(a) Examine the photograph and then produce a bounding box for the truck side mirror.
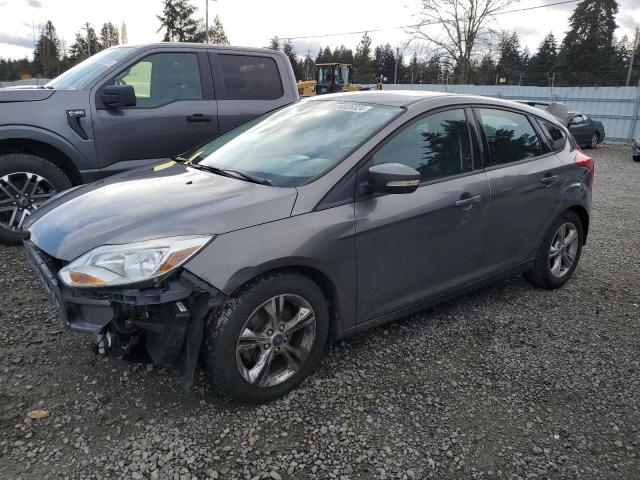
[101,85,136,108]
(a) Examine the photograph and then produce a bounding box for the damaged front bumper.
[24,240,226,389]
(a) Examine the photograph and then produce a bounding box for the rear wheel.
[0,153,72,245]
[202,272,329,403]
[524,210,584,289]
[589,132,599,149]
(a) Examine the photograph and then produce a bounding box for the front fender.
[0,125,90,168]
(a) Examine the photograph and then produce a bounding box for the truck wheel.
[0,153,72,245]
[202,272,329,403]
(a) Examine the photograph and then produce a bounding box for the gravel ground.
[1,144,639,480]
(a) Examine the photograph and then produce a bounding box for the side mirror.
[100,85,136,108]
[368,163,420,194]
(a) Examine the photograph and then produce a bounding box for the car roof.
[307,90,564,123]
[305,90,452,107]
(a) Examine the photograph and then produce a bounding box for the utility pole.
[82,22,91,57]
[394,47,400,84]
[205,0,209,44]
[626,26,639,87]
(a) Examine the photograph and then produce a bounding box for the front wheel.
[589,133,599,149]
[0,153,72,245]
[202,272,329,403]
[524,211,584,289]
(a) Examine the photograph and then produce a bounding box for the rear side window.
[540,120,566,152]
[114,53,202,108]
[218,54,283,100]
[478,109,542,166]
[372,109,473,183]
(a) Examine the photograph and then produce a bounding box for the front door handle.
[187,114,212,123]
[541,174,559,186]
[455,193,482,208]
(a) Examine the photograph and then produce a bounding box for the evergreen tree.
[86,25,102,55]
[424,53,443,83]
[194,15,229,44]
[496,31,525,84]
[268,36,281,50]
[100,22,120,48]
[282,41,303,80]
[302,53,314,80]
[120,22,128,44]
[157,0,199,42]
[557,0,620,83]
[33,21,61,78]
[209,15,229,44]
[69,32,89,63]
[353,32,373,83]
[473,54,496,84]
[528,33,559,74]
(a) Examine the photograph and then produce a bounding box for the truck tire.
[0,153,72,245]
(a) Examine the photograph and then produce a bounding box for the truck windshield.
[46,47,134,90]
[193,100,402,187]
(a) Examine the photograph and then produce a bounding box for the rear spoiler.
[516,100,568,126]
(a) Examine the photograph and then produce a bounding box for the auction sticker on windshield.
[332,103,373,113]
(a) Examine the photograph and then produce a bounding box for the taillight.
[575,150,594,179]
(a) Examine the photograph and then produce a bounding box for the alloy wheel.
[0,172,57,232]
[549,222,579,278]
[236,294,316,388]
[591,134,598,148]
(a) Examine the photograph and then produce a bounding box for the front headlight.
[59,235,212,288]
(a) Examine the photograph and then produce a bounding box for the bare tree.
[410,0,517,84]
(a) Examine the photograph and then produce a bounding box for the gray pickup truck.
[0,43,298,243]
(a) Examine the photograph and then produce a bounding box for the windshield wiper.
[184,162,271,186]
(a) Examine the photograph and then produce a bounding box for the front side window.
[114,53,202,108]
[478,109,542,166]
[219,54,283,100]
[372,109,473,182]
[195,101,401,187]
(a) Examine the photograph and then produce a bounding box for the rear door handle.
[455,194,482,208]
[187,114,212,123]
[541,174,559,186]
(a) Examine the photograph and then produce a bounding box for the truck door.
[92,49,218,175]
[209,52,292,134]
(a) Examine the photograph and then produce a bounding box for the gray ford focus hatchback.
[24,91,593,403]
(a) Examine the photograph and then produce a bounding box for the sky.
[0,0,639,61]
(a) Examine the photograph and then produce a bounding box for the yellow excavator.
[298,63,382,97]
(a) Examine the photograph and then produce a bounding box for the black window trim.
[471,105,555,171]
[535,117,567,153]
[355,105,480,199]
[96,50,212,110]
[213,52,284,101]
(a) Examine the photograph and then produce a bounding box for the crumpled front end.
[24,239,226,389]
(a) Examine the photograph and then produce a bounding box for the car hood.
[27,161,298,261]
[0,87,55,102]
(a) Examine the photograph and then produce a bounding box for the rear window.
[540,120,567,152]
[218,54,283,100]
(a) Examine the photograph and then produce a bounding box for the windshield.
[46,47,134,90]
[191,100,402,187]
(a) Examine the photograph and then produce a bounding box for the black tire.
[0,153,72,245]
[633,156,640,163]
[524,210,584,290]
[202,272,329,403]
[589,132,599,149]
